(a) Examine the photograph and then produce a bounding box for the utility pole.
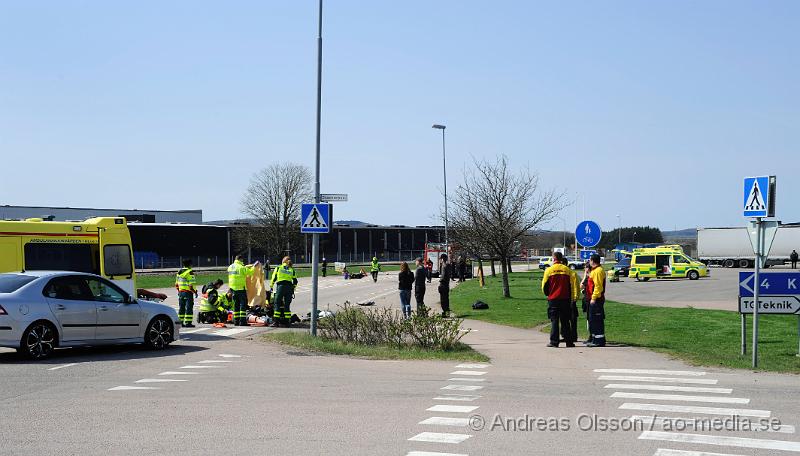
[310,0,323,336]
[432,124,448,252]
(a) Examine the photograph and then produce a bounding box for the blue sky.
[1,1,798,232]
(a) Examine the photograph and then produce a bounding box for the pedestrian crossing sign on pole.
[742,176,776,218]
[301,203,332,234]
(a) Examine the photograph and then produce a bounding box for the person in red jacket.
[541,251,578,347]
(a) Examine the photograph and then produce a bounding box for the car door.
[43,276,97,342]
[85,277,142,340]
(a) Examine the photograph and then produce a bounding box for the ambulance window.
[673,255,689,264]
[635,255,654,264]
[103,245,133,276]
[24,244,96,274]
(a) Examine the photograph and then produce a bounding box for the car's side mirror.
[124,295,136,304]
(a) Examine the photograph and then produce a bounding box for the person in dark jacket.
[425,258,433,283]
[398,262,414,318]
[322,258,328,277]
[792,250,799,269]
[438,254,452,317]
[413,257,427,312]
[458,257,466,282]
[541,252,576,347]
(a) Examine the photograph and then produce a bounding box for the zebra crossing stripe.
[599,375,718,385]
[408,432,472,444]
[427,405,479,413]
[605,384,732,394]
[595,369,706,376]
[640,431,800,452]
[406,451,468,456]
[620,403,770,418]
[419,417,470,427]
[611,392,750,404]
[653,449,747,456]
[441,385,483,392]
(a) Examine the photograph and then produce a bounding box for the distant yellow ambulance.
[0,217,136,295]
[626,245,709,281]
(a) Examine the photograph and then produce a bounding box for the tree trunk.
[500,256,511,298]
[490,260,496,277]
[477,259,485,287]
[507,258,513,273]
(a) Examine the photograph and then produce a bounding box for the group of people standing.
[541,251,606,348]
[397,254,453,319]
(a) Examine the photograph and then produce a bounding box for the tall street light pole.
[616,214,621,245]
[432,124,448,252]
[310,0,323,337]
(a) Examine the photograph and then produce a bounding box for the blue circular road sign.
[576,220,602,248]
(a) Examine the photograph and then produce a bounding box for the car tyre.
[688,270,700,280]
[144,316,173,350]
[569,264,577,270]
[738,259,750,268]
[723,259,735,268]
[19,321,57,360]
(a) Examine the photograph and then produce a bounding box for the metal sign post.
[310,0,324,337]
[752,218,761,368]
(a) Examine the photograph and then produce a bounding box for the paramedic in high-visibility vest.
[227,255,258,326]
[370,257,381,283]
[270,256,298,326]
[175,259,197,327]
[586,254,607,347]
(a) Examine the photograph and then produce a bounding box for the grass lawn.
[451,271,800,373]
[261,331,489,362]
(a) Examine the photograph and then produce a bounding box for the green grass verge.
[451,271,800,373]
[261,331,489,362]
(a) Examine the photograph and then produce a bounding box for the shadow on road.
[0,343,207,365]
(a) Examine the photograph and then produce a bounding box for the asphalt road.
[2,272,800,455]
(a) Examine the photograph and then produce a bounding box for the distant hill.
[663,228,696,240]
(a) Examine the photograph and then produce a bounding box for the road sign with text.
[739,271,800,298]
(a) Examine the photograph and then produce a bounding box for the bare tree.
[449,155,564,298]
[241,162,313,259]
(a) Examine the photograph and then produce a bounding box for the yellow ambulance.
[0,217,136,295]
[626,245,708,281]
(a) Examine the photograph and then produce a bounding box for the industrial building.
[0,205,202,224]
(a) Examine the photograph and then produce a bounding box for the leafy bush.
[319,303,468,351]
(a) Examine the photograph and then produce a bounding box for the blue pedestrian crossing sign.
[301,203,332,234]
[579,250,596,261]
[743,176,775,218]
[575,220,602,248]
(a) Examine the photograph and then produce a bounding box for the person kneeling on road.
[198,279,226,324]
[542,252,576,348]
[270,256,298,327]
[586,254,607,347]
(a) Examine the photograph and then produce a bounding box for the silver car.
[0,271,180,360]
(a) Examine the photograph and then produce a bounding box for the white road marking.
[433,395,482,402]
[135,378,188,383]
[408,432,472,444]
[419,417,470,427]
[449,378,486,382]
[158,371,199,375]
[406,452,468,456]
[427,405,479,413]
[198,360,234,364]
[640,431,800,452]
[450,370,487,376]
[620,403,770,418]
[218,354,242,358]
[599,375,718,385]
[611,392,750,404]
[180,328,210,334]
[653,449,747,456]
[108,386,161,391]
[47,363,78,371]
[212,328,253,337]
[595,368,706,376]
[441,385,483,392]
[631,416,795,435]
[180,365,223,369]
[606,384,732,394]
[455,363,490,369]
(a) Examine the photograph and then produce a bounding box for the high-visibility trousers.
[178,291,194,324]
[232,289,248,325]
[273,282,294,323]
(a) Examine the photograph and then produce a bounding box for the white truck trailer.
[697,225,800,268]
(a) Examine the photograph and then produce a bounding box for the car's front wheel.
[687,270,700,280]
[144,317,173,350]
[19,321,57,360]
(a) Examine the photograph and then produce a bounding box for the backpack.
[472,300,489,310]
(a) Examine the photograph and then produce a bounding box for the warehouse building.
[0,205,202,224]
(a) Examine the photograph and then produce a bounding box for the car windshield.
[618,258,631,266]
[0,274,37,293]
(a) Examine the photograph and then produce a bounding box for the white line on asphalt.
[47,363,78,371]
[620,403,770,418]
[158,371,199,375]
[180,365,223,369]
[433,395,482,402]
[212,328,253,337]
[449,378,486,382]
[611,392,750,404]
[108,386,161,391]
[606,384,732,394]
[135,378,188,383]
[450,371,486,376]
[218,354,242,358]
[455,363,490,369]
[408,432,472,444]
[639,431,800,452]
[653,449,747,456]
[427,405,479,413]
[198,360,234,363]
[406,451,468,456]
[595,368,706,376]
[181,328,210,334]
[599,375,718,385]
[441,385,483,392]
[631,416,796,435]
[419,417,470,427]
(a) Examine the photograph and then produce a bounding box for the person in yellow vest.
[227,255,258,326]
[175,259,197,327]
[270,256,298,326]
[370,257,381,283]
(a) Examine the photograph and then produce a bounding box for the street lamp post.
[616,214,621,245]
[310,0,323,337]
[432,124,448,252]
